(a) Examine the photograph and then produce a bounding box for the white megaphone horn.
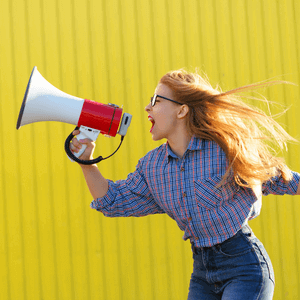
[16,66,132,164]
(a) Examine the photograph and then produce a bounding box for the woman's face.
[145,83,182,141]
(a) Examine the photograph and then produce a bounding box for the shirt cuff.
[90,180,115,210]
[262,170,300,196]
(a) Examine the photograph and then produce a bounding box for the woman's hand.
[69,130,96,161]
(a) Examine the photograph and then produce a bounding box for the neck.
[167,130,192,158]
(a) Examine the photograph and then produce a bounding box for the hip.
[191,224,275,286]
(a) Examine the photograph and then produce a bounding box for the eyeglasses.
[150,94,182,107]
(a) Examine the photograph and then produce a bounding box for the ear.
[177,104,189,119]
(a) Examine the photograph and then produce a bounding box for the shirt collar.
[165,136,203,161]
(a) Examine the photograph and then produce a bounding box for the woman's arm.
[71,130,165,217]
[80,164,108,199]
[262,170,300,196]
[70,130,108,199]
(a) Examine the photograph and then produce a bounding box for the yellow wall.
[1,0,300,299]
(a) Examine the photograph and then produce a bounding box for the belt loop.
[192,244,200,255]
[192,244,203,255]
[192,244,196,254]
[241,223,253,236]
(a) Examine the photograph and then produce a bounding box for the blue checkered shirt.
[90,136,300,247]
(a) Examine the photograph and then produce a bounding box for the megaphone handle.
[65,127,125,165]
[73,131,88,158]
[68,126,100,161]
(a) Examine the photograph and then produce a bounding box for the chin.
[151,135,160,141]
[151,133,164,141]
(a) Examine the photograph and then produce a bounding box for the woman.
[71,69,300,299]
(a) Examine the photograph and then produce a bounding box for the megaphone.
[16,66,132,164]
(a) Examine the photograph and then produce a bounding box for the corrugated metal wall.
[0,0,300,299]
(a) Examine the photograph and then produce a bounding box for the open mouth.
[148,115,155,132]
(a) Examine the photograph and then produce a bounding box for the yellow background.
[1,0,300,299]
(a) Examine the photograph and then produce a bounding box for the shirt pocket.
[194,176,224,210]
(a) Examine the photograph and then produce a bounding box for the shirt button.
[195,237,199,240]
[181,167,185,171]
[188,217,192,221]
[183,192,187,197]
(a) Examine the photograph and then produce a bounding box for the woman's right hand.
[69,130,96,162]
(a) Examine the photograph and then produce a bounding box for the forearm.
[80,164,109,199]
[297,181,300,195]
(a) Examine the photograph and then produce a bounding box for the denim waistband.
[191,224,252,255]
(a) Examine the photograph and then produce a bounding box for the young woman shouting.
[71,69,300,300]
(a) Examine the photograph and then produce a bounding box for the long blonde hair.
[159,69,297,188]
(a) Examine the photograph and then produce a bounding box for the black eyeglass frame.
[151,94,182,107]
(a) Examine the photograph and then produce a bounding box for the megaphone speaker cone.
[16,66,36,129]
[16,66,84,129]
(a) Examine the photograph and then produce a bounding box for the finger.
[72,138,83,149]
[78,138,94,144]
[72,130,80,135]
[70,143,80,153]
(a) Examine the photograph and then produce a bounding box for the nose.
[145,102,152,112]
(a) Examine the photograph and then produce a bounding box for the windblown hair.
[159,69,297,188]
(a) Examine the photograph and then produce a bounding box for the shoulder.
[140,143,167,162]
[201,138,226,156]
[196,138,229,176]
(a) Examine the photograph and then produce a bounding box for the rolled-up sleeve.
[90,160,165,217]
[262,170,300,196]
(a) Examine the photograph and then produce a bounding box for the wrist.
[79,163,98,169]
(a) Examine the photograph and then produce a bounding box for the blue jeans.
[188,225,275,300]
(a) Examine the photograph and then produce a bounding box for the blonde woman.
[71,69,300,300]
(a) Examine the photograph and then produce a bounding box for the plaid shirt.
[91,136,300,247]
